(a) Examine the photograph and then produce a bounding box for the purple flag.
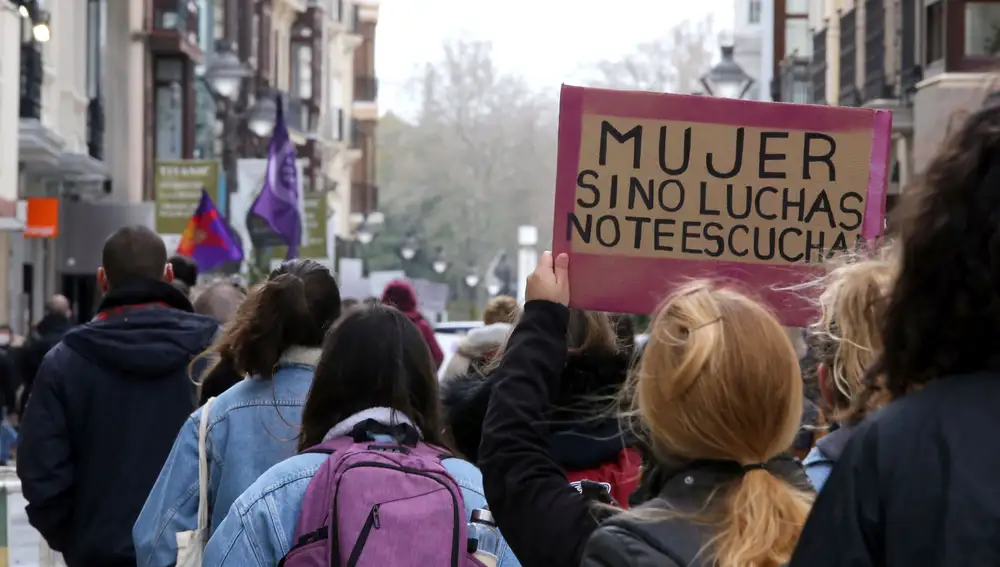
[251,95,301,259]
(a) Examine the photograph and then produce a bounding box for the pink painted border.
[553,85,893,325]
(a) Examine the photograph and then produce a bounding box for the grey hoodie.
[441,323,513,379]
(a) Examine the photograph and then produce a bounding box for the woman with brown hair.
[790,92,1000,567]
[800,253,894,491]
[477,253,812,567]
[133,259,341,567]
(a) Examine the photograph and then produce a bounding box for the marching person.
[478,252,813,567]
[135,259,341,567]
[17,226,218,567]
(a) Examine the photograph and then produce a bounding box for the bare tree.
[586,16,716,94]
[377,39,557,274]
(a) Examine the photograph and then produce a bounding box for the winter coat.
[16,279,218,567]
[476,301,637,567]
[381,280,444,368]
[19,313,72,415]
[582,457,811,567]
[441,322,513,379]
[790,371,1000,567]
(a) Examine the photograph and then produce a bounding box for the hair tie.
[742,462,767,472]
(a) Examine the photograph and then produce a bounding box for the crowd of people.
[9,95,1000,567]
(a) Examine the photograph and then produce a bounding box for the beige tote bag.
[175,397,215,567]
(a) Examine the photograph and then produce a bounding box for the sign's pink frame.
[552,85,893,326]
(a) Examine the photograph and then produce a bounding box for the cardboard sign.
[553,85,892,326]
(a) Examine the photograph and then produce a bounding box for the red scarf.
[93,301,169,321]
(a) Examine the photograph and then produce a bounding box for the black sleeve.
[15,354,74,551]
[0,352,17,414]
[478,300,603,567]
[788,420,883,567]
[581,526,680,567]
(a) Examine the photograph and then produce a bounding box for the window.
[291,44,312,99]
[749,0,762,24]
[85,0,104,98]
[965,1,1000,56]
[786,0,808,15]
[154,59,184,159]
[785,18,812,57]
[925,1,944,63]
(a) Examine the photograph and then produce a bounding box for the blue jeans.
[0,409,17,464]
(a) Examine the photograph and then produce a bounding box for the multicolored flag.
[250,94,302,259]
[177,189,244,271]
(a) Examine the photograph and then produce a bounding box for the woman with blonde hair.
[801,254,894,491]
[477,253,812,567]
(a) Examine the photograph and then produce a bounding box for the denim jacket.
[203,409,522,567]
[133,348,321,567]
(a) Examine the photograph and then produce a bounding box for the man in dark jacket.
[18,294,73,416]
[16,225,218,567]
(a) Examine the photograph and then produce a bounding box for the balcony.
[309,0,343,21]
[811,28,827,104]
[838,9,858,106]
[354,76,378,102]
[350,182,378,215]
[862,0,892,102]
[87,97,104,160]
[149,0,203,62]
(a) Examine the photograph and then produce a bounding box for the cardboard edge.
[862,109,894,240]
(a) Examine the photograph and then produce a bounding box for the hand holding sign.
[526,251,570,306]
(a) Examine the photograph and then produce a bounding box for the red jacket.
[566,448,641,509]
[381,279,444,367]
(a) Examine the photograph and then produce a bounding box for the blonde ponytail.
[626,281,813,567]
[710,469,812,567]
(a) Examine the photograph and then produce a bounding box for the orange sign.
[25,198,59,238]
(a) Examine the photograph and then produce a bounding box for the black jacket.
[441,343,632,466]
[581,458,811,567]
[16,279,218,567]
[18,313,72,415]
[790,372,1000,567]
[479,301,622,567]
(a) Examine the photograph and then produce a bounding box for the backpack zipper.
[345,505,381,567]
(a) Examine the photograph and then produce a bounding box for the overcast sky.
[373,0,733,115]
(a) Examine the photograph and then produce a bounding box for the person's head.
[341,298,360,312]
[381,280,418,313]
[807,253,895,422]
[610,314,636,355]
[193,281,248,325]
[297,303,451,451]
[169,255,198,289]
[630,281,810,566]
[881,95,1000,398]
[202,259,341,380]
[482,296,519,326]
[45,294,72,319]
[98,225,172,293]
[567,309,618,354]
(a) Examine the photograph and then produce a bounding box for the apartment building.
[4,0,113,330]
[801,0,1000,225]
[734,0,768,100]
[350,1,378,223]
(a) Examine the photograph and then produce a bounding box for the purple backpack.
[278,421,487,567]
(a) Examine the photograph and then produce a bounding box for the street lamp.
[432,247,448,274]
[465,273,480,288]
[487,282,501,296]
[31,11,49,43]
[700,45,754,100]
[203,41,251,102]
[400,233,418,261]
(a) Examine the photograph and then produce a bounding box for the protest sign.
[552,85,892,325]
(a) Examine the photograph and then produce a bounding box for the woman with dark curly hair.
[790,95,1000,567]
